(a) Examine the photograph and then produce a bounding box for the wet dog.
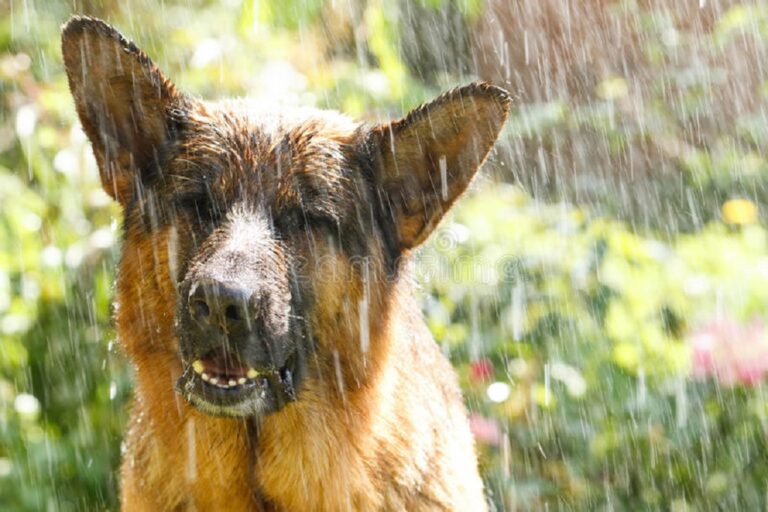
[62,15,509,510]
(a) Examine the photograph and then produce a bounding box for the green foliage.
[0,6,128,506]
[420,185,768,509]
[2,1,768,510]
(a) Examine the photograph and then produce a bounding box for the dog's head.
[62,16,510,418]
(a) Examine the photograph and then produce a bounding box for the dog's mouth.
[175,348,298,417]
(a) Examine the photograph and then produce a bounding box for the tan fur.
[62,15,510,511]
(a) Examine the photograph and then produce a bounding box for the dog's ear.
[62,16,182,204]
[370,83,511,251]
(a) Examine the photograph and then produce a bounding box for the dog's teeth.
[247,368,259,379]
[192,360,204,374]
[209,377,219,385]
[201,373,210,382]
[228,379,237,386]
[238,377,247,385]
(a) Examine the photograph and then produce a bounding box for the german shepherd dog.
[62,15,509,511]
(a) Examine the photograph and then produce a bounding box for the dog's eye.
[176,194,221,224]
[305,213,339,234]
[276,209,339,237]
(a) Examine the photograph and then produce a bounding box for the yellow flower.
[596,76,628,100]
[721,198,758,225]
[612,342,639,371]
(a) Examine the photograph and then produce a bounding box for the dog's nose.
[188,281,252,334]
[181,275,293,369]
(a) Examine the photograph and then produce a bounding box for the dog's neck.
[251,296,411,510]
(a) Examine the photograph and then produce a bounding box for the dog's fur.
[62,15,510,511]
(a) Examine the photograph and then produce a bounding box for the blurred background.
[2,0,768,509]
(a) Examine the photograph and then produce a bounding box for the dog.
[62,15,510,511]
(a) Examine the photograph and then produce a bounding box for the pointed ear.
[370,82,511,251]
[61,16,181,204]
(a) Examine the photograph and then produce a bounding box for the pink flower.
[469,358,494,383]
[468,413,503,446]
[689,317,768,387]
